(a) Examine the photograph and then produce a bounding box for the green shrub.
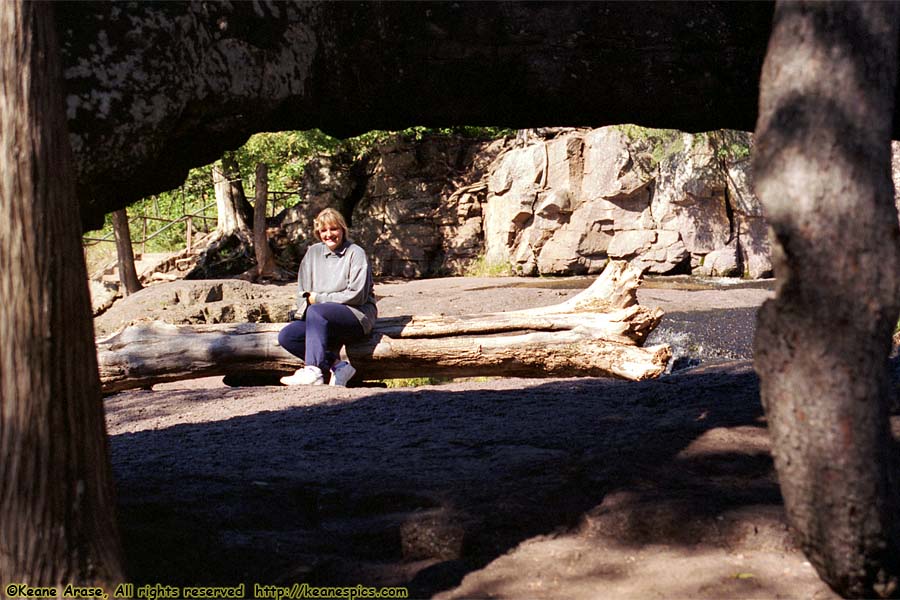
[381,375,498,388]
[383,377,452,388]
[463,254,515,277]
[615,124,687,169]
[83,126,515,255]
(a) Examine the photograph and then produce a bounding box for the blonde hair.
[313,207,349,242]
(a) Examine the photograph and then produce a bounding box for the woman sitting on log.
[278,207,377,386]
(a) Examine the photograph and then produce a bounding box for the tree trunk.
[235,163,292,282]
[253,163,276,277]
[212,154,252,239]
[111,208,142,295]
[0,0,123,590]
[185,154,257,278]
[96,262,670,393]
[753,2,900,597]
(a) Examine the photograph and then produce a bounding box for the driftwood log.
[97,262,671,392]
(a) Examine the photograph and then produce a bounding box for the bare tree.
[112,208,142,295]
[211,153,253,241]
[252,163,276,277]
[186,154,257,278]
[753,2,900,597]
[0,0,123,589]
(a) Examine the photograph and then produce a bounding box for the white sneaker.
[329,360,357,387]
[280,365,324,386]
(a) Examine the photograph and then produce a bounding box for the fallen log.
[96,261,671,392]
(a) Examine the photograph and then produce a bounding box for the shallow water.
[647,307,761,373]
[468,274,772,374]
[471,274,776,292]
[643,275,776,292]
[467,276,595,291]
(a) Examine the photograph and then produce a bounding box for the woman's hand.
[308,292,316,304]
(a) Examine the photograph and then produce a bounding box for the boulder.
[695,241,741,277]
[93,279,296,338]
[608,230,657,258]
[487,127,656,276]
[635,231,690,275]
[537,229,588,275]
[89,280,120,316]
[725,159,762,218]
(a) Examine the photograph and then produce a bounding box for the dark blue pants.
[277,303,365,373]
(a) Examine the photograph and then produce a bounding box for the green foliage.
[617,125,752,168]
[459,376,498,383]
[83,126,514,257]
[231,129,343,192]
[381,375,498,387]
[83,129,341,254]
[463,254,516,277]
[383,377,452,388]
[616,124,682,143]
[615,124,687,169]
[344,125,513,158]
[714,142,750,162]
[434,125,516,139]
[710,130,752,163]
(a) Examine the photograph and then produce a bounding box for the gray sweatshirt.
[297,240,378,333]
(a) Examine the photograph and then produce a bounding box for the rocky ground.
[100,275,858,599]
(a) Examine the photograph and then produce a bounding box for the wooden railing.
[82,190,300,253]
[82,202,218,255]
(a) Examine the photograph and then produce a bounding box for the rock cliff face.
[278,135,506,278]
[280,128,773,279]
[351,137,505,278]
[247,131,900,280]
[485,128,772,279]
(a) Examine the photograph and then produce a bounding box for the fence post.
[141,216,147,256]
[186,216,193,253]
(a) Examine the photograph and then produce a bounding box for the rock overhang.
[57,1,777,229]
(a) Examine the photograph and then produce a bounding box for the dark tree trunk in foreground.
[112,208,142,295]
[753,2,900,597]
[0,0,123,589]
